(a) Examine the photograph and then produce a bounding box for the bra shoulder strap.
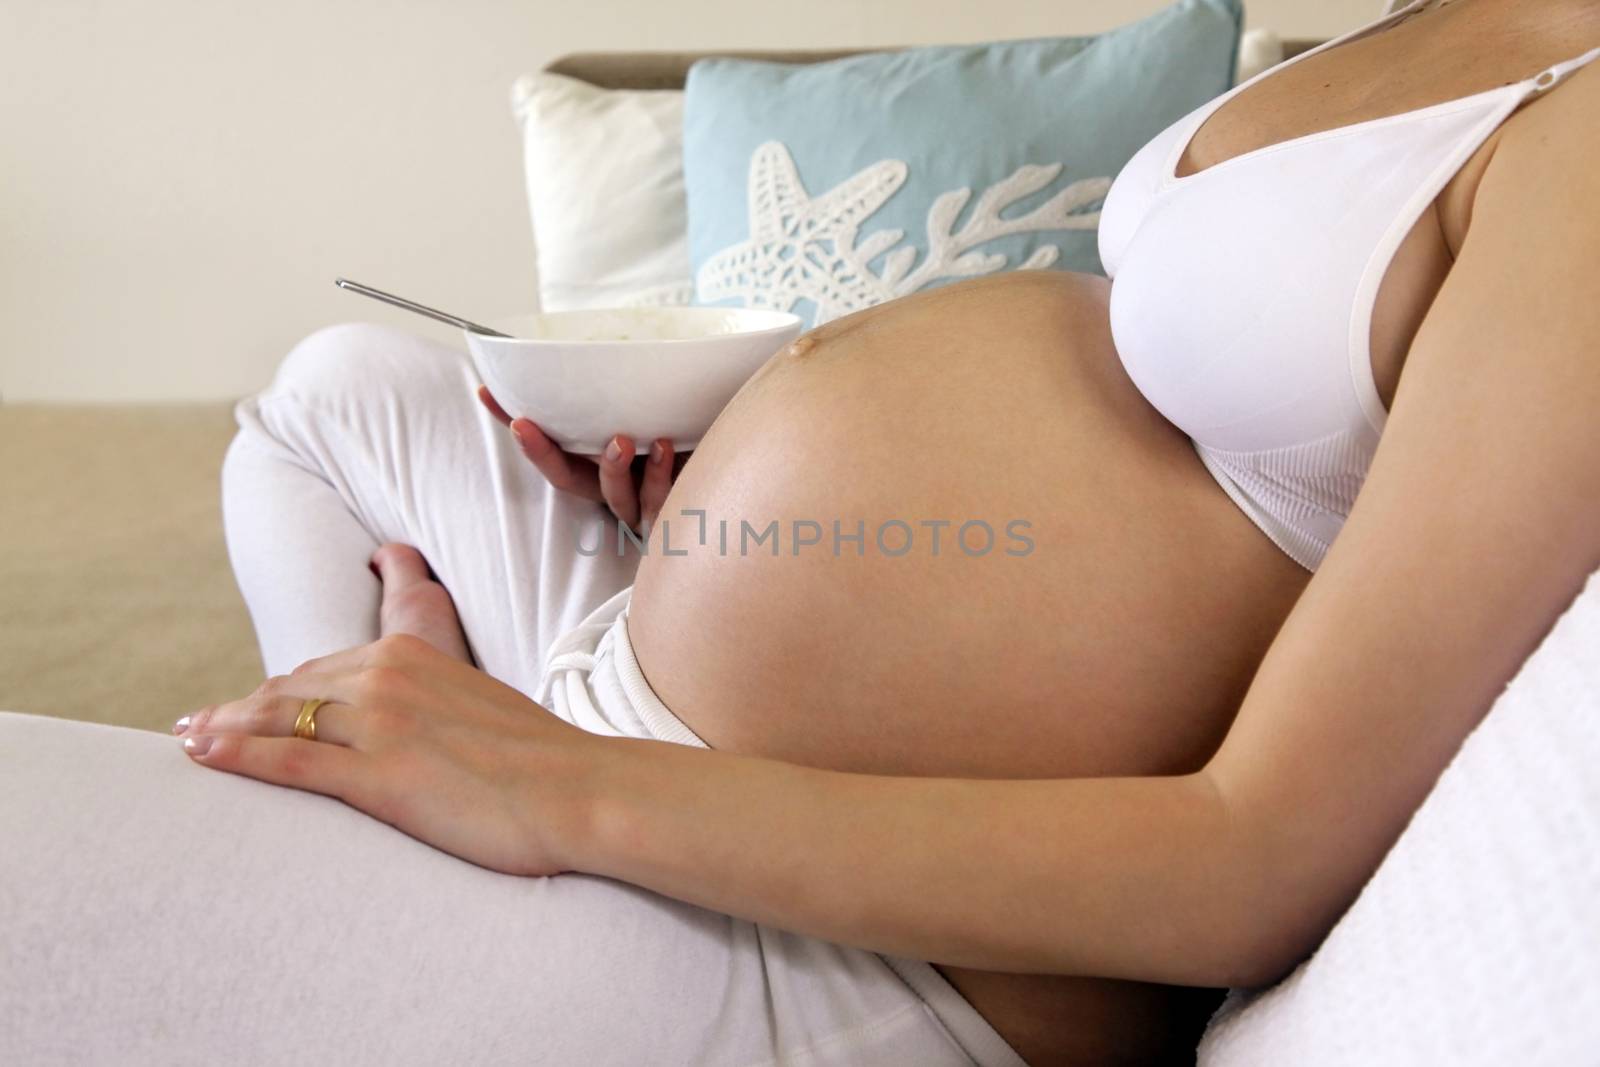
[1528,46,1600,96]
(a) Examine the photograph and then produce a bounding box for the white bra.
[1097,0,1600,571]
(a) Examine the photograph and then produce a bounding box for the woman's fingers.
[511,419,605,502]
[481,386,608,501]
[476,384,513,426]
[639,439,675,530]
[479,385,665,530]
[182,732,375,808]
[479,384,668,527]
[176,689,363,746]
[598,435,641,530]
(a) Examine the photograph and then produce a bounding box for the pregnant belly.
[626,271,1311,1063]
[629,271,1308,780]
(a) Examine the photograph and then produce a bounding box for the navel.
[782,334,820,360]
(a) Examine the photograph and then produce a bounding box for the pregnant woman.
[4,0,1597,1063]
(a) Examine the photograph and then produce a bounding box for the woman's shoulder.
[1497,56,1599,177]
[1504,55,1600,154]
[1451,58,1600,244]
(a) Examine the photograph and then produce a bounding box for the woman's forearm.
[565,736,1293,988]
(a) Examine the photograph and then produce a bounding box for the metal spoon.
[333,278,514,338]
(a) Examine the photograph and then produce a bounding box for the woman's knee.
[267,321,475,412]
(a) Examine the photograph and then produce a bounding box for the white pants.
[0,323,1024,1067]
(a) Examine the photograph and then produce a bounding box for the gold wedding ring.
[294,697,329,742]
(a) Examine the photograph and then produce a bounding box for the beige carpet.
[0,404,263,733]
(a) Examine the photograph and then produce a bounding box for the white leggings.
[0,324,1024,1066]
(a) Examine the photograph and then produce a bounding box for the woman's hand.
[173,632,598,877]
[476,385,683,532]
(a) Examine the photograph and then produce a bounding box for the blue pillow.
[683,0,1242,327]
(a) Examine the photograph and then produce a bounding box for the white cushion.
[509,72,693,312]
[1201,566,1600,1065]
[1235,29,1284,85]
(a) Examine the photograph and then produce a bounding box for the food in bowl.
[464,307,803,454]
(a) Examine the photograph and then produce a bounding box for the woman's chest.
[1099,98,1512,457]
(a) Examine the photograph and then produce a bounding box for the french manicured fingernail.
[651,441,667,464]
[172,716,191,736]
[183,735,214,757]
[604,439,623,463]
[509,422,525,444]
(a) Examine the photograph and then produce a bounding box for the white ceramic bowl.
[465,306,803,455]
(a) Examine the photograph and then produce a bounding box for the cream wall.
[1,0,1378,403]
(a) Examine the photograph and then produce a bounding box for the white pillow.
[1235,28,1284,85]
[509,72,694,312]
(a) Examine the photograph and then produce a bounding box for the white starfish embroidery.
[696,140,1112,324]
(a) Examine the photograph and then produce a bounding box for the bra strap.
[1529,46,1600,95]
[1390,0,1453,23]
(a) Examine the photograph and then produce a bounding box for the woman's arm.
[558,72,1600,988]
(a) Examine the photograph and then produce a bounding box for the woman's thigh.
[0,712,991,1066]
[223,322,639,693]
